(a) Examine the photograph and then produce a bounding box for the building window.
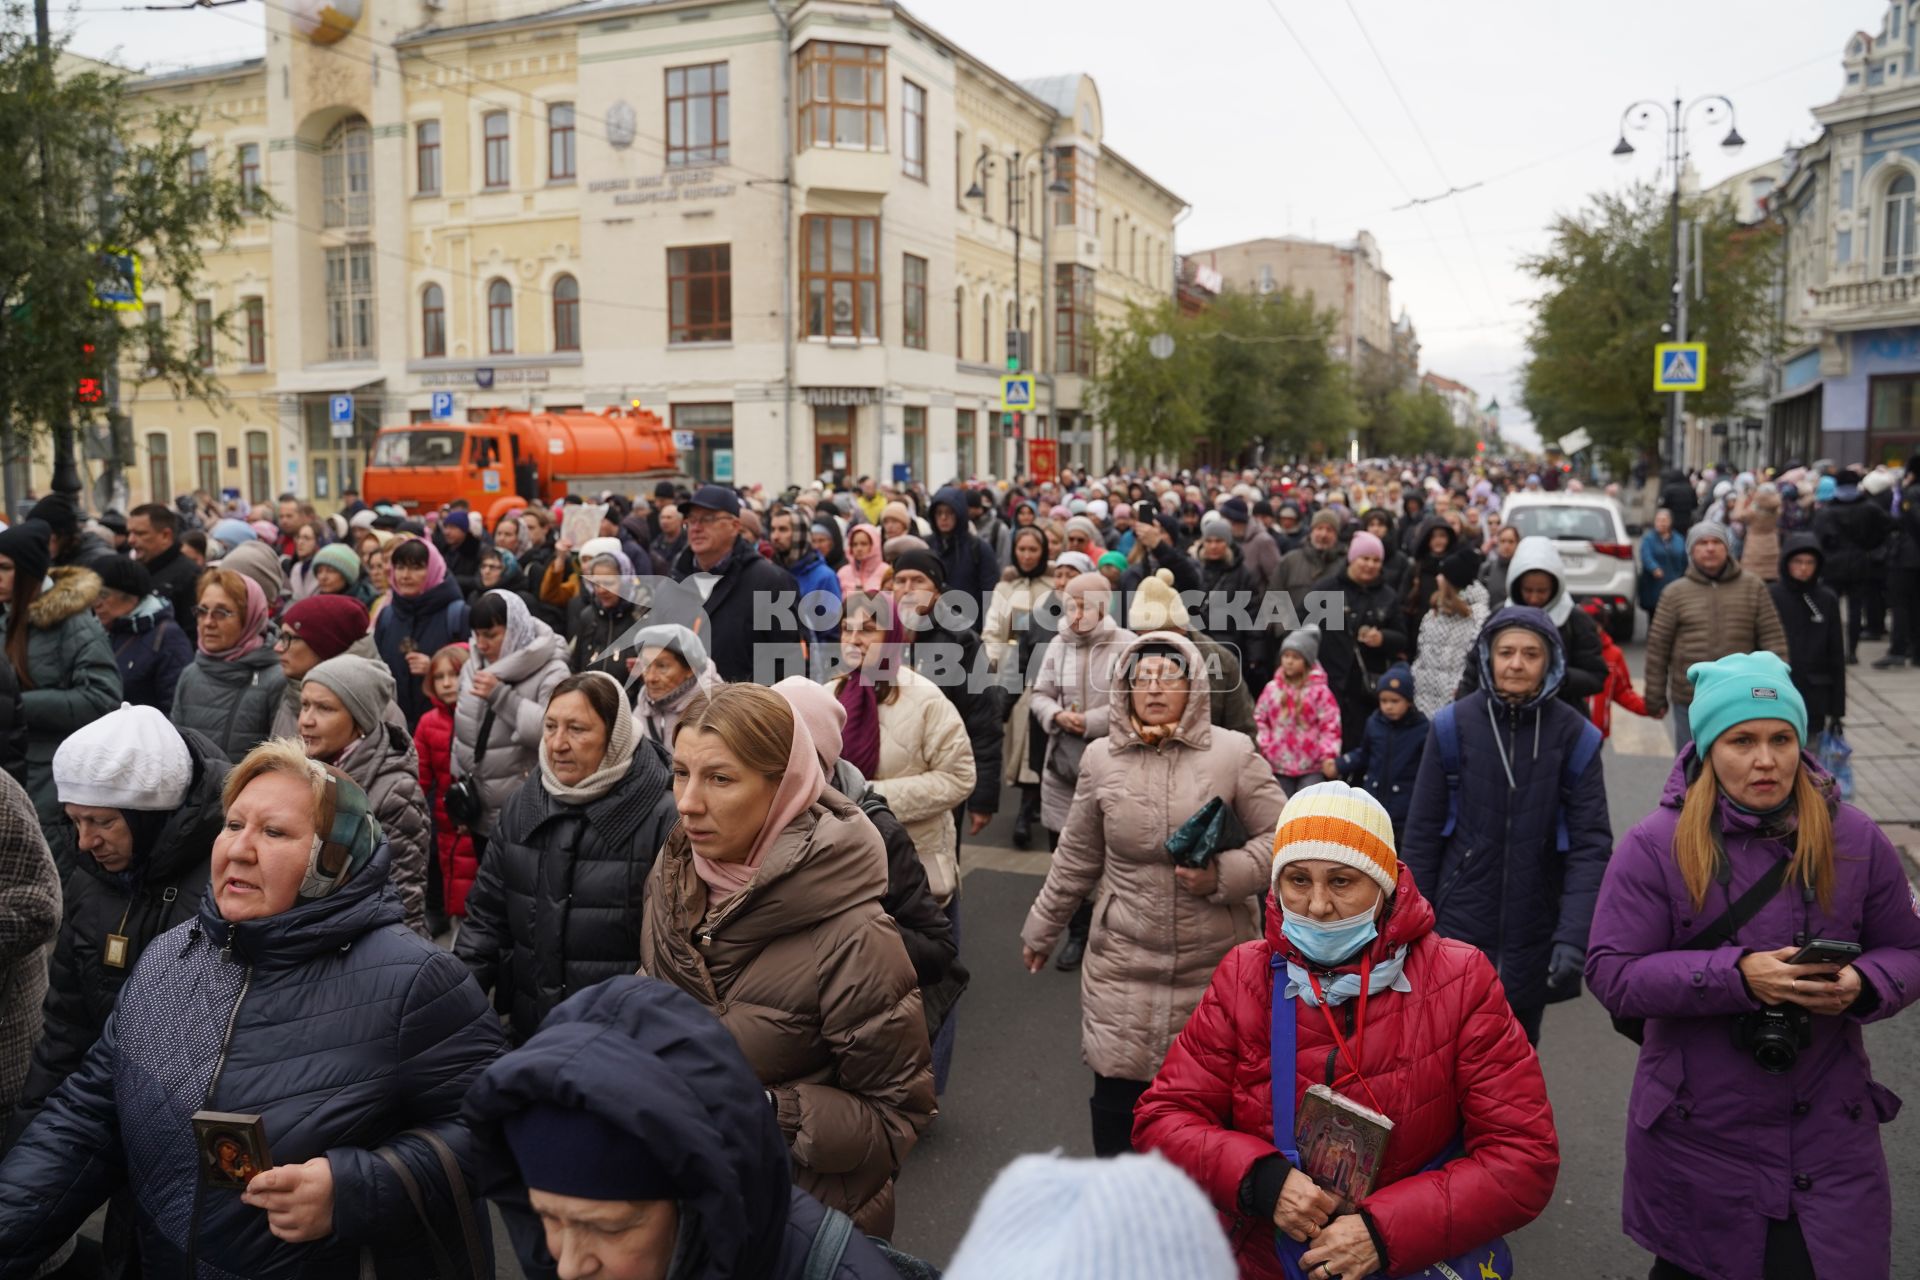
[552,274,580,350]
[143,301,164,374]
[487,278,514,354]
[322,116,371,228]
[1885,173,1916,276]
[902,405,926,483]
[421,284,446,357]
[194,300,214,369]
[902,253,927,349]
[1129,226,1138,276]
[956,408,975,481]
[1053,145,1096,232]
[416,120,441,195]
[902,79,926,181]
[146,432,169,503]
[667,245,731,343]
[672,403,734,482]
[797,41,886,152]
[1055,263,1094,375]
[666,62,729,166]
[483,111,510,190]
[325,244,375,360]
[237,144,261,203]
[801,214,879,339]
[195,430,219,496]
[548,103,576,181]
[188,147,207,186]
[243,297,265,365]
[246,430,270,505]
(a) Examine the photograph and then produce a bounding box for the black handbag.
[443,707,494,829]
[1164,796,1249,869]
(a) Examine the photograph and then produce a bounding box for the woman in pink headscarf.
[170,564,286,762]
[640,682,934,1239]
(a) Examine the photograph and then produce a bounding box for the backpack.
[1431,698,1601,853]
[803,1205,942,1280]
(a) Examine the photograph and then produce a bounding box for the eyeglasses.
[685,511,734,528]
[1132,674,1189,689]
[194,606,237,624]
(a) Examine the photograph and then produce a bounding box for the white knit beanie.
[54,703,192,811]
[945,1152,1235,1280]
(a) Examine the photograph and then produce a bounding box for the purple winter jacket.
[1586,749,1920,1280]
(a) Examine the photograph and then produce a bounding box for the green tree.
[1520,181,1779,458]
[0,9,259,496]
[1089,287,1356,466]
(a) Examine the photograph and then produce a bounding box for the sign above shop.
[587,168,737,205]
[420,368,552,387]
[803,387,878,407]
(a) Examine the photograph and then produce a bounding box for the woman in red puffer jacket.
[414,642,477,918]
[1135,780,1558,1280]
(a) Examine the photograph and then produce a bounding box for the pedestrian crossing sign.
[1654,342,1706,392]
[1001,375,1036,412]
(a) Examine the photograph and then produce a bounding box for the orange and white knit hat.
[1270,781,1399,897]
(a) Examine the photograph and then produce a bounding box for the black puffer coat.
[13,729,228,1138]
[0,840,506,1278]
[1195,544,1268,680]
[1813,488,1893,588]
[1310,566,1410,750]
[1769,533,1847,730]
[455,739,679,1044]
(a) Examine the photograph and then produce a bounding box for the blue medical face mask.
[1281,902,1380,968]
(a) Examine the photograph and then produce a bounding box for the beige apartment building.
[1185,231,1397,368]
[69,0,1183,507]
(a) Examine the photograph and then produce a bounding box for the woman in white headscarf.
[451,588,571,843]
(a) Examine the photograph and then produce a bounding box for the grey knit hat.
[1199,512,1234,541]
[303,655,396,735]
[1686,520,1731,555]
[1281,629,1321,665]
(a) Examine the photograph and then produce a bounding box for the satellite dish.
[1148,333,1175,360]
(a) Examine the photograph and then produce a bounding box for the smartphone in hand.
[1787,938,1862,980]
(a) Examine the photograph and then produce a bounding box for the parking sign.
[329,394,354,440]
[431,391,455,421]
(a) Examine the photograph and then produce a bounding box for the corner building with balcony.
[100,0,1183,507]
[1775,0,1920,468]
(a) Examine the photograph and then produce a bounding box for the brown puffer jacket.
[1021,631,1288,1082]
[639,787,934,1238]
[1643,557,1789,713]
[1738,490,1783,582]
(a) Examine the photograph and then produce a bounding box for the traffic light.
[76,341,104,407]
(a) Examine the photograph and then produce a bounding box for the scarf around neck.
[204,574,270,662]
[691,708,823,904]
[538,671,639,804]
[1285,943,1412,1007]
[835,612,903,778]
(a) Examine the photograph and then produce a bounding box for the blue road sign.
[329,394,354,424]
[431,391,455,421]
[1653,342,1706,392]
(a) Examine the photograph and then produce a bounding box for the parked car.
[1500,490,1637,642]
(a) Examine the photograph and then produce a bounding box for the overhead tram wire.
[1338,0,1502,315]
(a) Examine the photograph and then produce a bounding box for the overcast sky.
[58,0,1888,451]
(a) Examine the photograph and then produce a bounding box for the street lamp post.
[966,147,1070,374]
[1613,94,1745,471]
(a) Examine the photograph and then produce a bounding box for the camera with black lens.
[1734,1005,1812,1074]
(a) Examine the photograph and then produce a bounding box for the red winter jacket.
[414,696,477,916]
[1133,869,1558,1279]
[1588,629,1648,742]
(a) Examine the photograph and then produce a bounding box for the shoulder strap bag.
[359,1128,489,1280]
[443,707,495,829]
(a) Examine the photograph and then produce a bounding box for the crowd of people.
[0,450,1911,1279]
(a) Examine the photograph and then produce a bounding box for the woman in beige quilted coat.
[1019,630,1286,1158]
[641,683,933,1239]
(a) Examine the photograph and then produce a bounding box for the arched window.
[487,279,514,354]
[421,284,446,358]
[955,286,966,360]
[981,292,993,366]
[322,116,371,229]
[1885,172,1917,276]
[552,274,580,351]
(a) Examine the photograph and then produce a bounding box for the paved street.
[890,631,1920,1273]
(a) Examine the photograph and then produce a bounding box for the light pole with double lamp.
[1612,94,1745,470]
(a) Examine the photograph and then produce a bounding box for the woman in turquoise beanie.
[1587,650,1920,1280]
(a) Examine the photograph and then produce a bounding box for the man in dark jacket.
[1887,454,1920,667]
[1275,510,1346,614]
[464,977,903,1280]
[1311,531,1409,751]
[1771,533,1847,737]
[1193,511,1270,692]
[1402,606,1612,1046]
[671,486,804,683]
[1115,513,1199,626]
[1815,468,1894,663]
[127,503,201,623]
[891,549,1002,837]
[1658,468,1699,534]
[926,485,998,629]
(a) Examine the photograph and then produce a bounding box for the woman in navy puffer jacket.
[0,739,506,1278]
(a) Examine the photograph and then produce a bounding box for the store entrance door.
[814,405,854,483]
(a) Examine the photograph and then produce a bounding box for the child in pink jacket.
[1255,628,1344,796]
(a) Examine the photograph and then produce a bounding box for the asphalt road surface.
[888,635,1920,1275]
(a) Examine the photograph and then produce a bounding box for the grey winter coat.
[0,770,59,1134]
[6,568,122,829]
[1029,615,1138,833]
[453,593,571,837]
[336,722,431,937]
[170,644,286,768]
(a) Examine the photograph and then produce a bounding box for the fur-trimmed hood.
[28,565,101,630]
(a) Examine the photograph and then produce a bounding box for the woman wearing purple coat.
[1587,650,1920,1280]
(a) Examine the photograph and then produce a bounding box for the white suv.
[1500,491,1638,642]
